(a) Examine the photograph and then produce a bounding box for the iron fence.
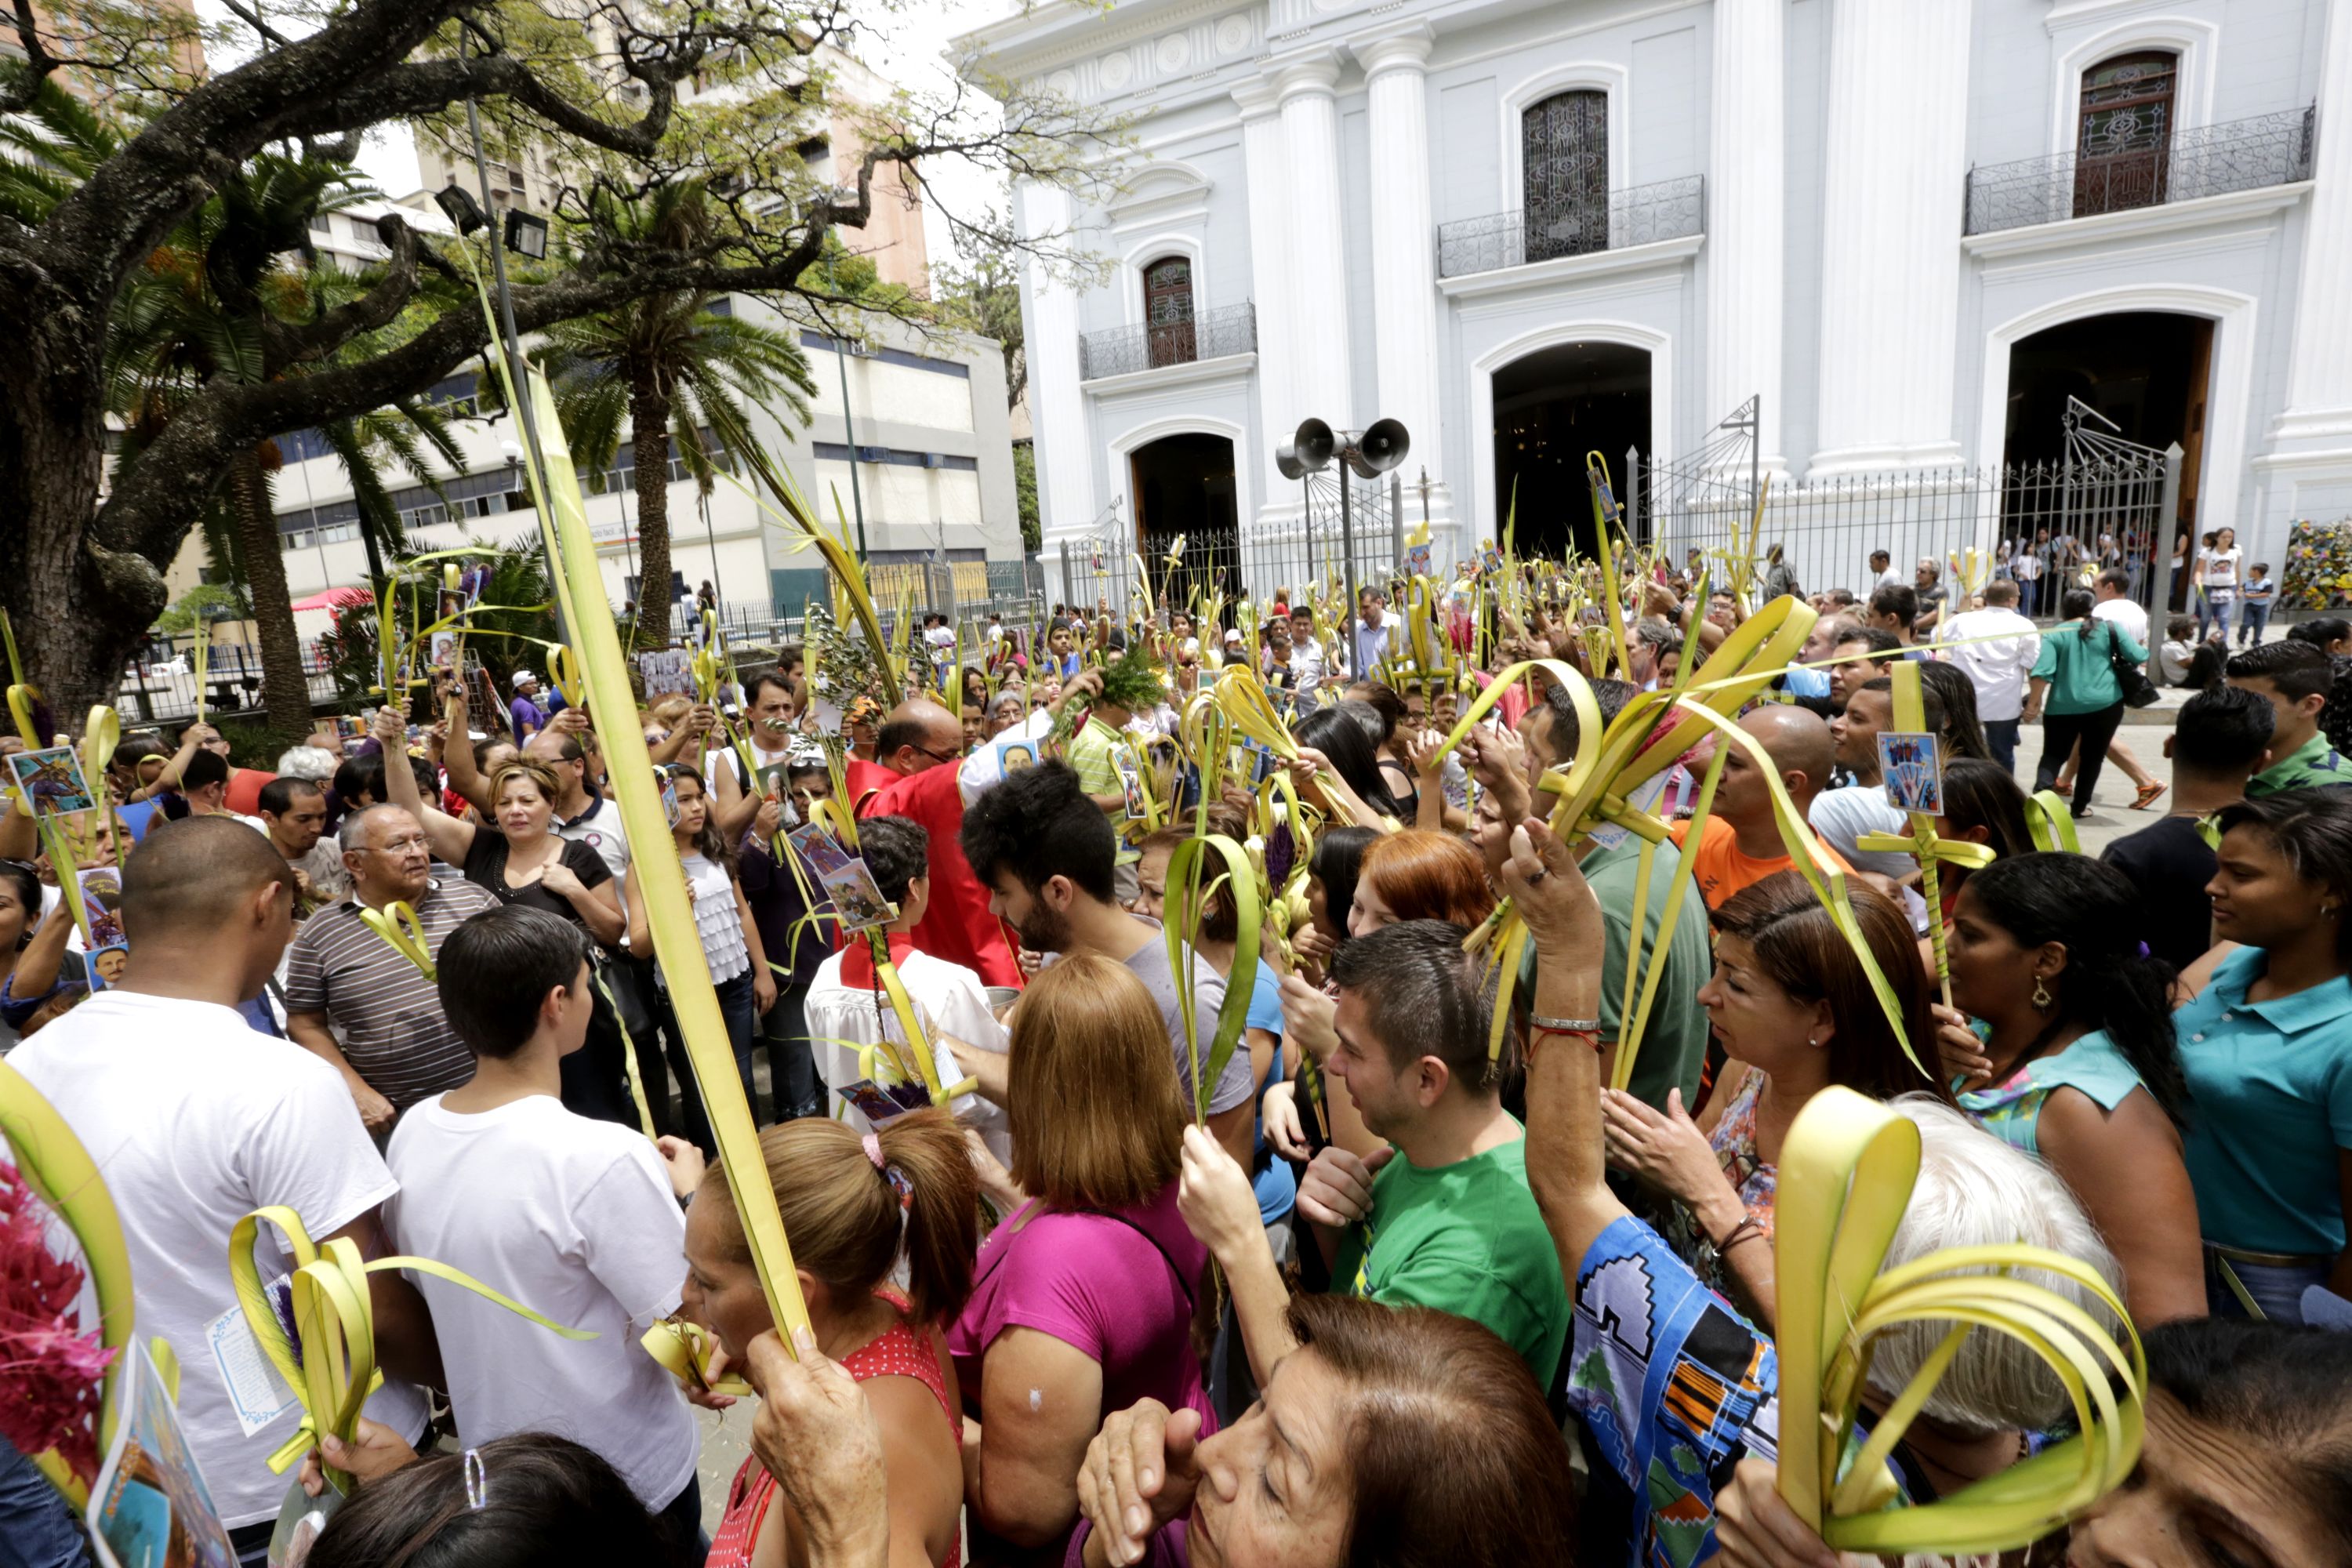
[1963,105,2315,236]
[108,631,343,726]
[1632,445,2180,619]
[1056,470,1408,626]
[1079,303,1258,381]
[1436,175,1704,279]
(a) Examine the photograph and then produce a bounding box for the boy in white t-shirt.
[384,904,709,1559]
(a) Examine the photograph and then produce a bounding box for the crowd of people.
[5,531,2352,1568]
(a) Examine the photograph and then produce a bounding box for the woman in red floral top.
[686,1108,975,1568]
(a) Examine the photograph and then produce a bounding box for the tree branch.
[262,216,423,372]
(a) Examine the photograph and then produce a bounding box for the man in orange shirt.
[1668,706,1853,909]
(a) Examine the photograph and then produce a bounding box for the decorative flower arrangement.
[0,1153,113,1494]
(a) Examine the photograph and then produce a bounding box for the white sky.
[191,0,1018,273]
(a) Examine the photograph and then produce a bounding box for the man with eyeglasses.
[283,803,500,1134]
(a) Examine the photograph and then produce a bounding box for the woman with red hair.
[1350,829,1496,935]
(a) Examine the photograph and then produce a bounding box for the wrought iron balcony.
[1079,302,1257,381]
[1964,105,2314,236]
[1436,174,1704,280]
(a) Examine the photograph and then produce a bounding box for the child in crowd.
[2238,561,2277,646]
[383,905,710,1564]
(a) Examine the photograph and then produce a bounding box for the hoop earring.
[2031,977,2053,1011]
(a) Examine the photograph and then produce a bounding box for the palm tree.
[534,180,815,648]
[10,81,464,738]
[102,154,460,738]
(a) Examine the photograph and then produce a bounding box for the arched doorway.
[2003,310,2212,589]
[1492,340,1652,559]
[1128,431,1238,600]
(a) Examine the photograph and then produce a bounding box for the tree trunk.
[226,448,315,739]
[0,295,168,724]
[630,365,674,649]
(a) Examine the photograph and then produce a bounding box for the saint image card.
[78,866,126,950]
[86,1338,236,1568]
[1114,745,1147,820]
[1878,731,1945,815]
[819,859,895,935]
[839,1078,928,1126]
[7,746,96,818]
[786,822,855,879]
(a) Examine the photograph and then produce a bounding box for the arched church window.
[2074,51,2177,217]
[1143,256,1196,368]
[1523,89,1609,262]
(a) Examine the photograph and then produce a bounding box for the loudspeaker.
[1276,443,1308,481]
[1290,418,1335,475]
[1348,417,1410,480]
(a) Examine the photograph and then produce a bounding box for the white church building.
[959,0,2352,604]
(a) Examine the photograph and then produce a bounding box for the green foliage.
[1095,644,1165,713]
[315,542,557,708]
[932,235,1026,411]
[1013,441,1040,552]
[207,717,289,771]
[805,599,893,717]
[153,583,245,634]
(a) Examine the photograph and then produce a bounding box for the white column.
[1234,78,1300,521]
[1016,179,1096,542]
[1703,0,1784,470]
[1810,0,1973,474]
[1274,54,1353,432]
[2272,2,2352,445]
[1356,27,1450,525]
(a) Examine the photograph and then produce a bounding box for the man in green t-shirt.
[1301,920,1570,1385]
[2228,641,2352,797]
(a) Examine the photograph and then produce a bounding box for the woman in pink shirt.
[952,955,1210,1558]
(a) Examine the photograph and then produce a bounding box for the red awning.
[289,586,373,612]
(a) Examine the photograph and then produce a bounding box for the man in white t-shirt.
[8,818,435,1548]
[384,903,706,1548]
[1936,579,2042,775]
[2090,566,2150,649]
[804,815,1008,1161]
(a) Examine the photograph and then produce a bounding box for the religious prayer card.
[86,1339,236,1568]
[1878,731,1945,815]
[819,859,895,935]
[6,746,97,819]
[786,822,855,880]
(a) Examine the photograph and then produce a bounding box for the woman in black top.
[372,711,635,1124]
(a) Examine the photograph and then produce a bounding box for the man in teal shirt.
[1298,920,1570,1385]
[2228,641,2352,797]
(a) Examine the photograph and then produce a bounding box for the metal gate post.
[1625,444,1642,546]
[2152,442,2185,621]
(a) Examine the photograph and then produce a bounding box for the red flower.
[0,1163,113,1488]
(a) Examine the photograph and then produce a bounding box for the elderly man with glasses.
[282,803,500,1134]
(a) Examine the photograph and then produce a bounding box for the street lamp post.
[833,335,870,563]
[451,31,568,644]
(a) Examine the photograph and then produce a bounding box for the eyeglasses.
[368,834,432,855]
[913,745,963,765]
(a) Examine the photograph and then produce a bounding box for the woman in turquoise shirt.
[2179,789,2352,1323]
[2022,586,2148,817]
[1940,852,2206,1323]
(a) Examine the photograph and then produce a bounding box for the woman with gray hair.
[1502,816,2126,1566]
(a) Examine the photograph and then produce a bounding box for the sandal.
[2132,780,2168,811]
